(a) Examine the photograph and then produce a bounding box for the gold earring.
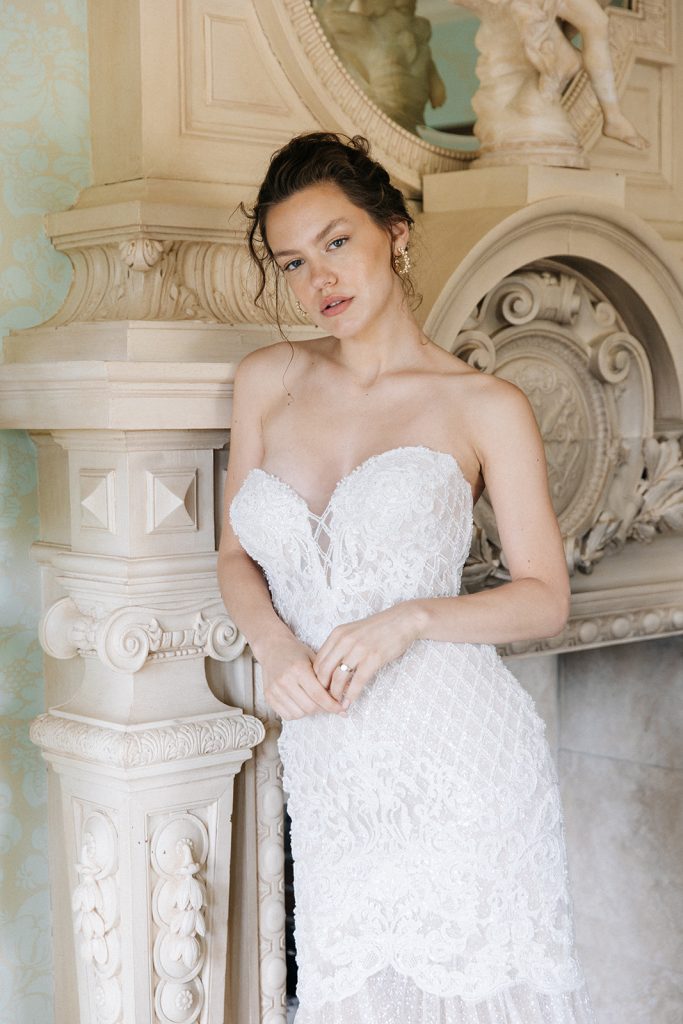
[295,300,309,320]
[393,246,411,275]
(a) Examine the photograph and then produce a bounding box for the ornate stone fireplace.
[0,2,681,1023]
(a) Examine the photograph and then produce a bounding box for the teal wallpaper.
[0,2,91,1021]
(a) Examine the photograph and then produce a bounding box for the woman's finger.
[296,669,346,715]
[315,640,359,692]
[312,626,353,685]
[337,664,374,708]
[271,692,308,720]
[328,655,361,702]
[269,668,346,719]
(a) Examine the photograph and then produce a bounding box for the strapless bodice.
[229,445,473,650]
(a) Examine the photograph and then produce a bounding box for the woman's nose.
[309,260,335,289]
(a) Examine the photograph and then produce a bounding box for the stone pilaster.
[24,427,265,1024]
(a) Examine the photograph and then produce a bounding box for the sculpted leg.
[557,0,647,148]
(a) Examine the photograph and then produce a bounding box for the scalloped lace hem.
[292,963,596,1023]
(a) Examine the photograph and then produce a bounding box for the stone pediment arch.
[423,194,683,426]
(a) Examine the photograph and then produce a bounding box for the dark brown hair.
[239,131,419,328]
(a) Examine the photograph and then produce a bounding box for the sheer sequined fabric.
[230,446,596,1023]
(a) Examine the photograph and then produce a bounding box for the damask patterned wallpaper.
[0,2,91,1021]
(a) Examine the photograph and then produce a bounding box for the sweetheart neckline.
[238,444,474,520]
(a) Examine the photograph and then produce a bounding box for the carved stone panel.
[71,807,123,1024]
[455,260,683,583]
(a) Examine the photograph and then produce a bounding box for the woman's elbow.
[544,582,571,638]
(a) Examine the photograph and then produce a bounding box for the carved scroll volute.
[452,330,496,373]
[39,597,246,671]
[455,260,680,582]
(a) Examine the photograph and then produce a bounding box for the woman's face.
[265,181,409,339]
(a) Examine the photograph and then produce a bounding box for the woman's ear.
[390,219,411,250]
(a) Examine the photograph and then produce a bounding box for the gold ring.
[338,662,355,674]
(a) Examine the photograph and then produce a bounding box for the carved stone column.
[19,427,265,1024]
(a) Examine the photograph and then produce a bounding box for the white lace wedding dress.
[229,445,596,1024]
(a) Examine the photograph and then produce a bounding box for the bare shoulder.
[234,339,295,390]
[429,346,533,423]
[428,347,540,465]
[463,370,542,469]
[234,337,321,400]
[233,337,321,413]
[225,340,322,505]
[463,368,532,418]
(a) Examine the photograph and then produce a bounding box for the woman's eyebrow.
[273,218,350,259]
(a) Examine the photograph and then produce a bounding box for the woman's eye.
[328,236,348,250]
[283,258,303,273]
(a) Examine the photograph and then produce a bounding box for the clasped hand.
[259,603,420,721]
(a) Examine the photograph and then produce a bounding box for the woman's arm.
[313,378,571,703]
[412,377,570,643]
[217,348,291,659]
[217,346,346,720]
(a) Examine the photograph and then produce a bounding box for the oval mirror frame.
[256,0,651,197]
[255,0,472,197]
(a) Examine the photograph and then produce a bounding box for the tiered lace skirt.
[293,964,595,1024]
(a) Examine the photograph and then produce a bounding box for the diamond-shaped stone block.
[147,470,198,533]
[80,470,115,532]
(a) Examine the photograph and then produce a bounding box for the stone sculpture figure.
[314,0,447,131]
[450,0,647,166]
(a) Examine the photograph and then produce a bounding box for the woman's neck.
[330,307,429,389]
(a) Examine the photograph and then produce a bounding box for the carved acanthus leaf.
[30,712,265,768]
[573,435,683,572]
[468,435,683,580]
[632,436,683,538]
[118,238,172,272]
[51,237,304,326]
[461,525,508,589]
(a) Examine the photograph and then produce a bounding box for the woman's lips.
[320,297,353,317]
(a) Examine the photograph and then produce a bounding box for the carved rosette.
[39,599,246,670]
[151,815,210,1024]
[455,261,683,583]
[71,810,123,1024]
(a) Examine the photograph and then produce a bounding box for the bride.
[218,132,596,1023]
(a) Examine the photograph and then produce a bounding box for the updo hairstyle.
[239,131,419,328]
